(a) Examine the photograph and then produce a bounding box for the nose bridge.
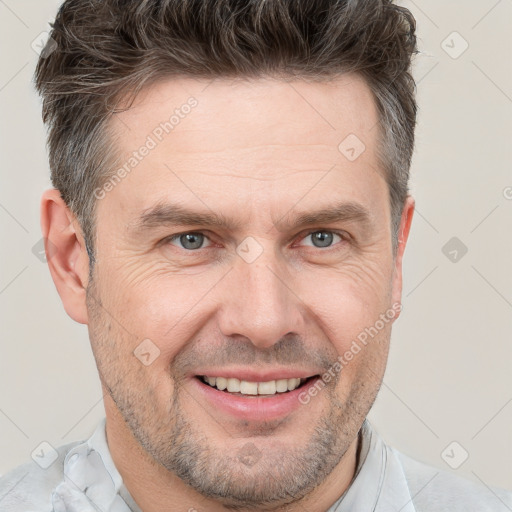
[217,246,303,349]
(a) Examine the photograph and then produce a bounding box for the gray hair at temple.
[34,0,418,266]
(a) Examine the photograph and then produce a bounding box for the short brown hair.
[34,0,418,264]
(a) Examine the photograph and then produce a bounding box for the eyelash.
[164,229,349,252]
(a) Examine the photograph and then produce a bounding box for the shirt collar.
[327,420,416,512]
[51,418,135,512]
[51,418,415,512]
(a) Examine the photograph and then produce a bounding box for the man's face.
[87,75,406,508]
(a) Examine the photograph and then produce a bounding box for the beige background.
[1,0,511,493]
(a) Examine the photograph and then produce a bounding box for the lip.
[191,374,321,422]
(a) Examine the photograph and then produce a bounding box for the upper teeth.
[202,376,304,395]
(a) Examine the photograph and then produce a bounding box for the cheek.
[87,288,178,417]
[300,258,393,344]
[95,262,227,367]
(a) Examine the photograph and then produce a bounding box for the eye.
[167,232,211,250]
[299,230,345,249]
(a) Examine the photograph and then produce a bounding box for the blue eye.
[301,231,343,248]
[169,232,210,250]
[165,229,346,253]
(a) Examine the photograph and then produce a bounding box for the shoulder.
[0,441,81,512]
[394,448,512,512]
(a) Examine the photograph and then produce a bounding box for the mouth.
[197,375,315,396]
[192,373,322,421]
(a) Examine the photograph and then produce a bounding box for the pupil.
[313,231,333,248]
[180,233,203,250]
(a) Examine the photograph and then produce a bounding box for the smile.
[199,376,309,396]
[192,370,322,420]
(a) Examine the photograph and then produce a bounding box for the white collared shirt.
[1,418,510,511]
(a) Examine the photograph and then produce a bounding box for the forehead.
[112,73,378,154]
[101,74,386,228]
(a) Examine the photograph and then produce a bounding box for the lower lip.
[191,376,320,422]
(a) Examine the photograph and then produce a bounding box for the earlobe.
[40,189,90,324]
[391,195,415,318]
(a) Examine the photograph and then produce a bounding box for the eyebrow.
[132,200,372,234]
[275,202,372,232]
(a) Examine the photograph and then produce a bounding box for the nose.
[216,251,305,350]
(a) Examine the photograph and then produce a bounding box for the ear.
[40,189,90,324]
[390,195,415,319]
